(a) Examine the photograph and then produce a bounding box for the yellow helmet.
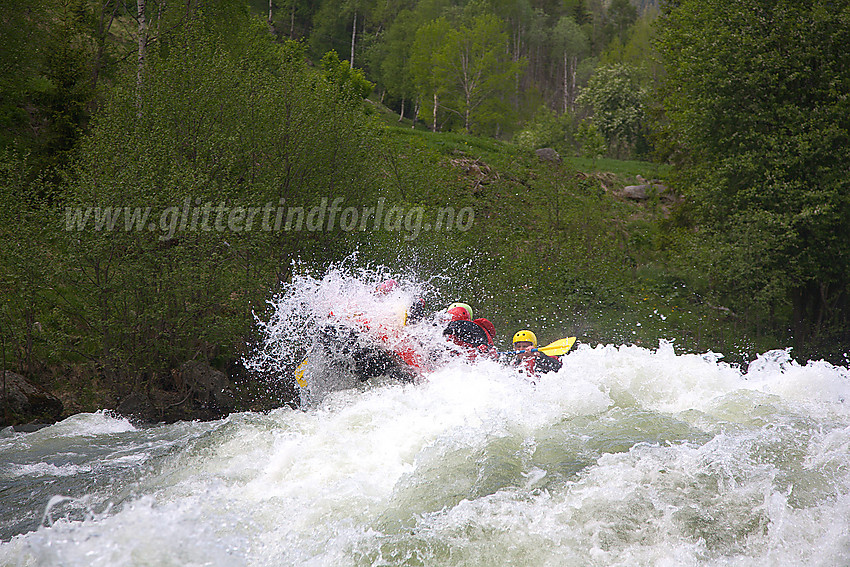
[448,302,473,321]
[512,330,537,348]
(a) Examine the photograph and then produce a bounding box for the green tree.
[0,0,98,169]
[429,13,525,134]
[551,16,589,113]
[410,17,452,131]
[576,63,645,158]
[0,152,58,381]
[656,0,850,357]
[575,118,606,162]
[268,0,317,39]
[63,9,382,402]
[514,106,571,152]
[605,0,637,45]
[369,9,418,119]
[309,0,379,68]
[320,50,374,103]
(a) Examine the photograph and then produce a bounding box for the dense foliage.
[278,0,660,155]
[656,0,850,359]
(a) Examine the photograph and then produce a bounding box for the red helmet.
[375,279,397,295]
[447,302,472,321]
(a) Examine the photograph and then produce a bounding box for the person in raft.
[316,278,422,383]
[511,329,562,375]
[442,302,498,359]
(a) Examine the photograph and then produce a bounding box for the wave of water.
[4,265,850,566]
[2,341,850,566]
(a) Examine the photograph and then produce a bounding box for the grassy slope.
[372,106,782,365]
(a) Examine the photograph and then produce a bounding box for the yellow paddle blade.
[537,337,577,357]
[294,358,309,388]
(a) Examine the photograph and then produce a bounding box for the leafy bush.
[514,107,572,153]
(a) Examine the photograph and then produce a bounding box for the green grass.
[372,121,790,363]
[568,157,672,181]
[379,127,670,192]
[382,124,513,157]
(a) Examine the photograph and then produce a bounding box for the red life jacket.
[473,318,495,345]
[516,352,562,377]
[444,319,498,360]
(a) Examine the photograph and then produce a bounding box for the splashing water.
[246,263,460,407]
[3,270,850,566]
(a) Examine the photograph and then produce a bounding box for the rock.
[622,184,649,200]
[12,423,50,433]
[116,391,156,422]
[180,361,235,415]
[1,371,63,426]
[535,147,562,163]
[114,362,237,423]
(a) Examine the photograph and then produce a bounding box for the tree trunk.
[91,0,118,92]
[563,52,569,114]
[570,55,578,112]
[350,11,357,67]
[268,0,273,26]
[398,98,405,121]
[290,2,295,37]
[136,0,147,113]
[432,93,438,132]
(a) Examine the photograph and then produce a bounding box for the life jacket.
[473,318,495,345]
[443,320,490,348]
[356,316,424,370]
[325,305,425,373]
[515,352,562,377]
[443,317,499,361]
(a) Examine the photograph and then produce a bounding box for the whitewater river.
[2,342,850,566]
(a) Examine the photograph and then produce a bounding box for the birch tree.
[411,17,451,132]
[428,14,525,134]
[552,16,588,114]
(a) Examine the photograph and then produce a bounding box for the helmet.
[512,330,537,348]
[447,302,473,321]
[375,279,397,295]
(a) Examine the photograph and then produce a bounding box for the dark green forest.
[2,0,849,425]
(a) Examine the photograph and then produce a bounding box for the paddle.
[499,337,577,357]
[537,337,577,356]
[294,358,309,388]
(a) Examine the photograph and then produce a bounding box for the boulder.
[180,360,235,415]
[116,391,156,422]
[535,147,562,163]
[1,371,63,426]
[622,184,649,200]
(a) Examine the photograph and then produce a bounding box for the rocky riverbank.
[1,363,292,428]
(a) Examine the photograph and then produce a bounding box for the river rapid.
[2,341,850,566]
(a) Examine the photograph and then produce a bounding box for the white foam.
[4,268,850,566]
